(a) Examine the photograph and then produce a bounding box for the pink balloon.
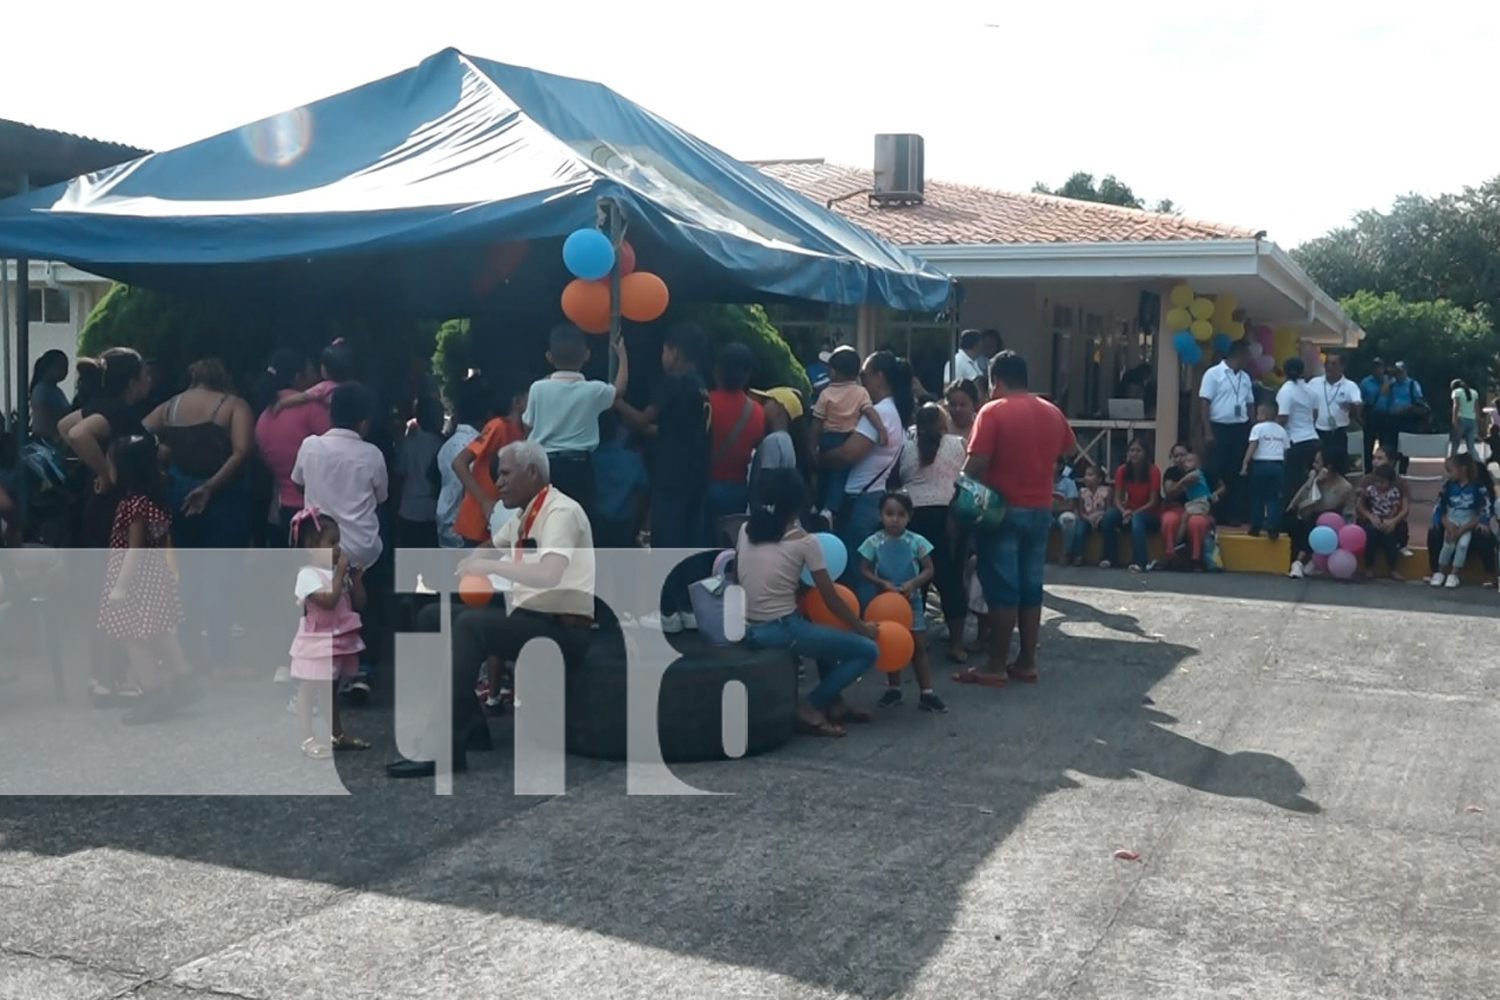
[1337,524,1366,554]
[1253,355,1275,376]
[1327,548,1358,579]
[1311,552,1331,572]
[1316,512,1345,531]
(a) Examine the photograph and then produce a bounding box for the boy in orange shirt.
[451,383,528,546]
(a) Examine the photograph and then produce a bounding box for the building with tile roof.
[752,155,1362,470]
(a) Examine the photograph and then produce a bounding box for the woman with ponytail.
[898,402,969,661]
[736,468,879,738]
[820,350,912,589]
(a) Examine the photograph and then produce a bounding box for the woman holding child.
[1160,442,1220,570]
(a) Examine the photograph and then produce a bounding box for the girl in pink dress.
[288,507,370,759]
[98,434,201,726]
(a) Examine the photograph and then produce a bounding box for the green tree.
[1338,291,1497,407]
[80,284,438,398]
[430,304,807,406]
[1032,171,1178,213]
[1292,177,1500,321]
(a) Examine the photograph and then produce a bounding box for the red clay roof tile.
[752,160,1256,246]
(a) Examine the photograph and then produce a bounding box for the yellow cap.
[750,386,804,421]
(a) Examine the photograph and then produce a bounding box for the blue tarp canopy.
[0,49,950,316]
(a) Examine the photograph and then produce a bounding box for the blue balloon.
[1211,332,1233,355]
[1173,330,1196,354]
[801,532,848,585]
[562,228,615,281]
[1179,340,1202,366]
[1308,525,1339,555]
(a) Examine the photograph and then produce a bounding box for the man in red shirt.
[958,351,1076,686]
[704,343,765,545]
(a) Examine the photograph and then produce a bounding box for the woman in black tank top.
[142,358,255,671]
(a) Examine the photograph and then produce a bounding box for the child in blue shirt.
[591,410,649,549]
[858,491,945,714]
[1431,452,1490,588]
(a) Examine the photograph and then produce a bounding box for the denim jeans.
[1452,417,1478,459]
[818,430,853,511]
[1099,507,1161,568]
[1064,516,1094,560]
[1247,459,1284,535]
[974,505,1052,609]
[704,481,749,548]
[744,613,877,711]
[837,491,884,599]
[652,491,707,617]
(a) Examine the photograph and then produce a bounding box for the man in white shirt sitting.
[944,329,987,385]
[1308,351,1361,474]
[389,440,597,778]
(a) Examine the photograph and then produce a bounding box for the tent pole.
[948,280,960,376]
[1,258,11,422]
[12,172,30,532]
[600,198,624,383]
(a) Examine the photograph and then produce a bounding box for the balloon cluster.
[1165,284,1245,367]
[796,532,915,671]
[1307,512,1364,579]
[1247,324,1306,389]
[559,228,670,333]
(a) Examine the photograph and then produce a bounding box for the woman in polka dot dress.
[98,434,201,725]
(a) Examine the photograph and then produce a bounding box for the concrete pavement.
[0,570,1495,999]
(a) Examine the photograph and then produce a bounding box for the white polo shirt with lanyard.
[491,486,595,619]
[1310,375,1361,431]
[1199,360,1254,426]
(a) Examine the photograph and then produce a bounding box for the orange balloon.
[804,583,858,628]
[863,591,914,629]
[619,271,669,323]
[561,278,611,334]
[458,575,493,607]
[873,623,915,673]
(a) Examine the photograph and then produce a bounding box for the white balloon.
[1249,341,1264,359]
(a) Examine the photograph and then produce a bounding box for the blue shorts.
[975,505,1051,609]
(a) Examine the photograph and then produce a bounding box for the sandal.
[301,737,332,760]
[330,732,371,751]
[795,718,846,738]
[950,667,1007,688]
[827,702,872,725]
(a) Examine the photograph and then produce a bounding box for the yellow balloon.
[1169,285,1194,309]
[1227,320,1245,337]
[1216,293,1238,314]
[1190,298,1215,321]
[1190,319,1214,341]
[1165,307,1192,330]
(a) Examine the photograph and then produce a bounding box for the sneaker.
[1430,572,1446,587]
[918,691,949,714]
[347,675,372,701]
[1445,574,1461,589]
[680,612,698,631]
[1288,562,1305,579]
[876,688,904,708]
[660,613,684,634]
[1099,560,1112,569]
[475,663,490,701]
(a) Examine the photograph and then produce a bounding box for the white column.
[1153,287,1178,471]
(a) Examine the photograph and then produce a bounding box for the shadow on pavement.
[0,564,1320,997]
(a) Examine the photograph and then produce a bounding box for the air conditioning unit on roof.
[872,134,924,205]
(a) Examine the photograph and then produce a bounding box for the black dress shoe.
[466,721,493,752]
[385,752,468,779]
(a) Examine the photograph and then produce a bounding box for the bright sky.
[5,0,1496,248]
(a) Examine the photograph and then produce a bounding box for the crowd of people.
[0,324,1490,773]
